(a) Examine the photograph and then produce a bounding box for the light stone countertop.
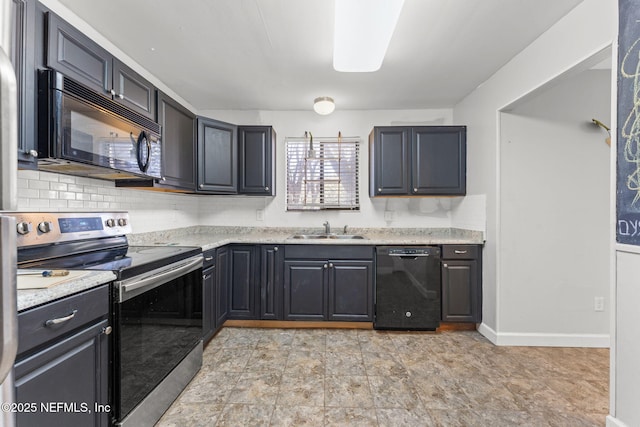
[17,271,116,312]
[128,226,485,251]
[17,227,483,311]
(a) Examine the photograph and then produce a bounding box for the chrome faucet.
[323,221,331,234]
[343,225,348,234]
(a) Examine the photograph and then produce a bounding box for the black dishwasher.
[375,246,441,330]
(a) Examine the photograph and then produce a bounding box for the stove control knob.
[105,218,116,228]
[117,218,128,227]
[16,222,32,235]
[37,221,53,233]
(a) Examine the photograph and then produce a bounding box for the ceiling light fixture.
[313,97,335,115]
[333,0,405,72]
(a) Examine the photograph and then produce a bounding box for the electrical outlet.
[256,209,264,221]
[594,297,604,312]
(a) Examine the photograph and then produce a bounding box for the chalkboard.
[617,0,640,245]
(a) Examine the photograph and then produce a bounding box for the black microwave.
[37,70,162,181]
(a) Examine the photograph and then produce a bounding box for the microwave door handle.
[136,131,151,173]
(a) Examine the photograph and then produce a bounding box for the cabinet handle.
[454,250,468,254]
[199,184,204,189]
[117,93,124,99]
[203,274,212,280]
[377,188,382,192]
[109,89,116,96]
[274,247,278,252]
[413,188,418,192]
[102,326,112,335]
[204,257,214,261]
[329,263,334,268]
[28,149,38,157]
[443,263,448,267]
[45,310,78,326]
[265,186,269,191]
[323,264,328,269]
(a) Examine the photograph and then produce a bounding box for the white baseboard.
[607,415,629,427]
[477,323,609,348]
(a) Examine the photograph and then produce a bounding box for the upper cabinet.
[197,117,237,194]
[369,126,466,197]
[158,92,197,190]
[238,126,276,196]
[46,12,156,119]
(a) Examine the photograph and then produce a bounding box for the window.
[286,136,360,210]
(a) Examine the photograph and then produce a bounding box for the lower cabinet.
[14,285,110,427]
[216,247,230,326]
[260,245,283,320]
[202,248,217,343]
[228,245,259,319]
[441,245,482,323]
[283,246,374,322]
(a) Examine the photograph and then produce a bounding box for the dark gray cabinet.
[441,245,482,323]
[260,245,283,320]
[228,245,258,319]
[216,247,230,327]
[329,260,373,321]
[238,126,276,195]
[46,12,156,119]
[197,117,237,194]
[283,260,327,321]
[14,285,110,427]
[370,126,466,196]
[158,92,196,190]
[283,245,374,322]
[11,0,38,168]
[202,249,216,343]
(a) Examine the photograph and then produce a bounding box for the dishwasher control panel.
[387,247,440,257]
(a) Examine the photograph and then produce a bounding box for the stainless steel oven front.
[113,255,203,427]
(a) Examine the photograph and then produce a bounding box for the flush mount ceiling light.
[313,97,335,115]
[333,0,405,72]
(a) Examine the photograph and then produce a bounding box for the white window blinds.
[286,136,360,211]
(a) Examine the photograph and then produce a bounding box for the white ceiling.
[57,0,583,112]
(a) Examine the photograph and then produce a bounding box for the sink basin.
[289,234,331,239]
[288,234,366,240]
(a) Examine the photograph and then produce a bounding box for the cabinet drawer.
[442,245,479,259]
[203,249,216,269]
[18,285,109,355]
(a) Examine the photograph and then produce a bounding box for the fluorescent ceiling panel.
[333,0,405,72]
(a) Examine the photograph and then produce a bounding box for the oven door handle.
[119,256,203,301]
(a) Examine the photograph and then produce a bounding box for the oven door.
[113,256,203,421]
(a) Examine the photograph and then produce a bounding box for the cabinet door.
[203,265,216,343]
[238,126,275,195]
[228,246,257,319]
[197,117,237,194]
[260,245,283,320]
[12,0,38,168]
[370,127,410,196]
[14,320,110,427]
[112,59,156,119]
[441,260,479,322]
[328,260,373,322]
[283,260,327,321]
[47,11,111,96]
[157,92,196,190]
[216,247,230,326]
[411,126,466,195]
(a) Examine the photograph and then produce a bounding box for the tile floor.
[156,327,609,426]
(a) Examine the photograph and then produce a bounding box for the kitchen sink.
[288,234,367,240]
